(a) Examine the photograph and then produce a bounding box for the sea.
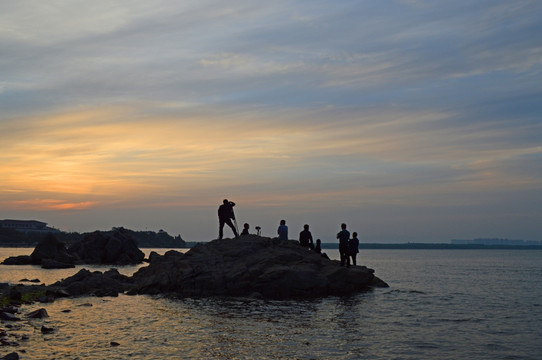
[1,247,541,360]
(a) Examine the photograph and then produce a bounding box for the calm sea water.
[1,248,541,360]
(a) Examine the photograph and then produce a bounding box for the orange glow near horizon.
[1,105,539,215]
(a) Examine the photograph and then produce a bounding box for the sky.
[1,1,541,243]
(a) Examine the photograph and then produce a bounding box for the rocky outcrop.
[68,229,145,265]
[0,256,32,266]
[131,235,388,299]
[48,269,133,297]
[31,233,77,265]
[3,235,387,301]
[1,233,75,267]
[2,228,145,267]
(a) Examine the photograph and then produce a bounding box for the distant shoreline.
[184,242,542,250]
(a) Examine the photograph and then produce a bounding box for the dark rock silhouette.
[41,259,75,269]
[2,235,388,302]
[31,233,77,265]
[1,352,20,360]
[131,235,388,299]
[48,269,133,297]
[26,308,49,319]
[1,255,32,266]
[40,325,55,334]
[68,228,145,265]
[0,311,21,321]
[1,233,77,268]
[2,228,145,267]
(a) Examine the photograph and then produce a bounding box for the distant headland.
[0,221,185,248]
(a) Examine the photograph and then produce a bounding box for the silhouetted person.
[348,231,360,266]
[218,199,239,239]
[314,238,322,253]
[241,223,250,236]
[299,224,314,249]
[337,223,350,267]
[314,238,330,259]
[277,219,288,241]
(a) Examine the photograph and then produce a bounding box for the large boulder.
[131,235,388,299]
[1,255,32,265]
[48,268,133,297]
[31,233,76,265]
[68,228,145,265]
[2,234,75,267]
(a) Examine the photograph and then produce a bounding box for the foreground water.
[1,248,541,359]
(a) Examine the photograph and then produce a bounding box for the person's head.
[280,219,286,225]
[243,223,249,229]
[353,232,358,237]
[341,223,347,230]
[316,238,321,244]
[223,199,229,204]
[303,224,309,230]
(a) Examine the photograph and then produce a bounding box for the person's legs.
[219,218,225,239]
[351,254,357,266]
[224,218,239,238]
[339,245,347,266]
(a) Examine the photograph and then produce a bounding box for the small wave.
[438,318,484,323]
[413,341,440,349]
[386,289,426,295]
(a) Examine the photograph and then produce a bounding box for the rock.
[0,312,20,321]
[1,352,20,360]
[8,288,21,302]
[1,255,32,266]
[147,251,162,264]
[68,228,145,265]
[41,258,76,269]
[18,279,41,283]
[31,233,76,265]
[26,308,49,318]
[48,268,133,297]
[3,228,144,267]
[40,325,54,334]
[46,289,70,298]
[38,295,52,303]
[131,235,388,299]
[3,234,75,266]
[110,341,120,346]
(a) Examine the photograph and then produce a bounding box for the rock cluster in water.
[38,235,388,299]
[131,235,388,298]
[2,235,388,300]
[1,229,145,268]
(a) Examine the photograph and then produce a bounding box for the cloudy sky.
[1,1,541,242]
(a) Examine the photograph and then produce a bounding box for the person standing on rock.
[337,223,350,267]
[348,232,360,266]
[277,219,288,240]
[218,199,239,239]
[299,224,314,249]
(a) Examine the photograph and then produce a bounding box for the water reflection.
[3,249,541,359]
